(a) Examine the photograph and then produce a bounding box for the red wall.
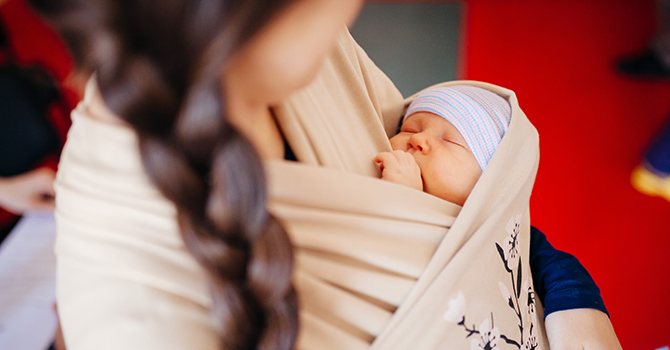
[462,1,670,349]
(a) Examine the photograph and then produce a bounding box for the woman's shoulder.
[81,75,130,126]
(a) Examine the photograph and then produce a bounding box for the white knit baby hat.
[404,85,512,170]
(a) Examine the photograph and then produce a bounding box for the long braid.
[32,0,299,349]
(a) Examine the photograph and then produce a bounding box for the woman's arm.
[530,226,607,316]
[545,308,622,350]
[0,167,56,214]
[530,226,622,350]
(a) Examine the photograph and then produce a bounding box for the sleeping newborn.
[375,85,511,205]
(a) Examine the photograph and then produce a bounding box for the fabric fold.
[54,28,548,350]
[264,78,550,349]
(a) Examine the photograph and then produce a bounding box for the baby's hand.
[374,150,423,192]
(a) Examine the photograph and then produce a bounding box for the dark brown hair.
[30,1,298,349]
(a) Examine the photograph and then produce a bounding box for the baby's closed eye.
[442,137,468,149]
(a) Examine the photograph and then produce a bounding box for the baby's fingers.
[374,152,399,170]
[376,150,423,191]
[390,150,417,165]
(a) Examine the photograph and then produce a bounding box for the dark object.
[0,216,20,245]
[616,50,670,79]
[0,65,61,177]
[0,19,8,49]
[644,116,670,175]
[0,19,61,177]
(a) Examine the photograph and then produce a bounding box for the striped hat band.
[404,85,512,170]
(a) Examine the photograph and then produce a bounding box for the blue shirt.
[530,226,608,317]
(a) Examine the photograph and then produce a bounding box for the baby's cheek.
[389,135,407,151]
[420,168,458,203]
[421,173,440,195]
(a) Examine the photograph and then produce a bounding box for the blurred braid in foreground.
[30,1,299,349]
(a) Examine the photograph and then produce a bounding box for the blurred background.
[1,0,668,349]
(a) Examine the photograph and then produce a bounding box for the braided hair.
[30,1,299,349]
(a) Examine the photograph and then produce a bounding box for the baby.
[375,85,510,205]
[375,85,619,349]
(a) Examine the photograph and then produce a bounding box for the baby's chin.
[423,183,467,206]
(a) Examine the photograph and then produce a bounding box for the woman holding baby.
[31,0,620,349]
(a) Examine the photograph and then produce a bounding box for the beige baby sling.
[54,29,548,350]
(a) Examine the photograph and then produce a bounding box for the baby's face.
[390,112,482,205]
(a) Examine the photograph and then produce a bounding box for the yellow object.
[631,165,670,201]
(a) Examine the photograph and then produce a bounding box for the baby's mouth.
[407,149,421,160]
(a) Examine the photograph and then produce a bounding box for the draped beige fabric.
[55,28,548,350]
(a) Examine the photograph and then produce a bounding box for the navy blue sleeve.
[530,226,609,317]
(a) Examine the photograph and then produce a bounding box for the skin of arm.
[530,226,621,349]
[0,167,56,214]
[545,308,622,350]
[374,150,423,191]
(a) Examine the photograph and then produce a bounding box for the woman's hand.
[545,308,622,350]
[374,150,423,192]
[0,168,56,214]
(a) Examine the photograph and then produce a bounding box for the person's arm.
[530,226,607,316]
[545,308,621,350]
[0,167,56,214]
[530,226,622,350]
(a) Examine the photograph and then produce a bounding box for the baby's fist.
[374,150,423,191]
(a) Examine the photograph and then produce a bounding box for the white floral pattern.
[447,214,541,350]
[499,282,512,306]
[444,291,467,323]
[503,214,522,272]
[521,324,539,350]
[470,319,500,350]
[523,279,536,315]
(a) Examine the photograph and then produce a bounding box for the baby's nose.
[408,133,430,153]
